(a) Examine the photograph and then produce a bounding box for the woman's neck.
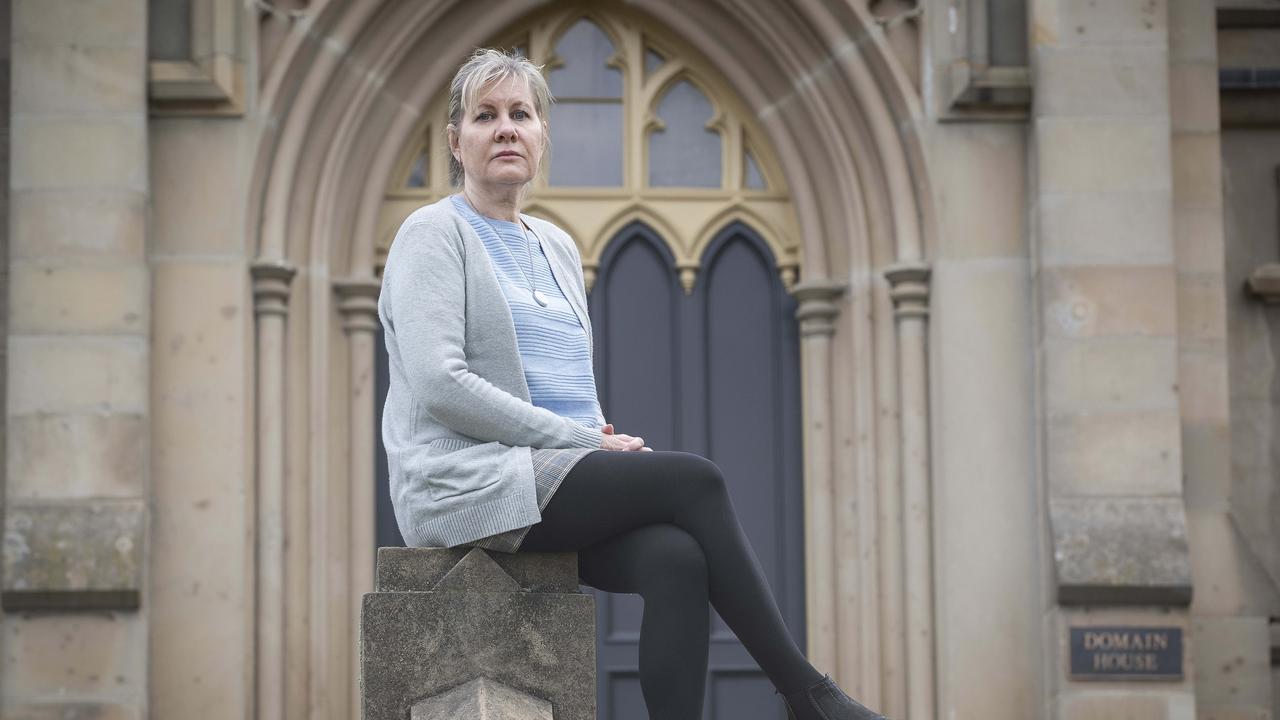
[461,183,522,223]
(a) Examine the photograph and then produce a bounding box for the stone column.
[1031,0,1194,717]
[335,276,382,720]
[2,1,150,717]
[883,262,934,720]
[792,278,846,676]
[1172,1,1274,716]
[251,259,296,720]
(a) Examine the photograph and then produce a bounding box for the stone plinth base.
[360,547,596,720]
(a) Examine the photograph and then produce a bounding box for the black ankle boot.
[777,674,889,720]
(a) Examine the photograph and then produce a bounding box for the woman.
[378,47,889,720]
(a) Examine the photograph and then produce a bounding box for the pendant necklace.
[464,193,549,308]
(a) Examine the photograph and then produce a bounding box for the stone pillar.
[1173,2,1275,717]
[336,276,383,720]
[792,278,846,676]
[251,259,296,720]
[1030,0,1195,717]
[883,262,934,720]
[2,0,150,716]
[361,547,597,720]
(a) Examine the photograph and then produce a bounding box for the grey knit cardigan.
[378,196,606,548]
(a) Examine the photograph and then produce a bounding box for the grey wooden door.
[587,221,805,719]
[373,219,805,719]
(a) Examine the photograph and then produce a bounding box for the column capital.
[791,278,847,337]
[333,276,383,334]
[884,262,931,319]
[251,259,297,318]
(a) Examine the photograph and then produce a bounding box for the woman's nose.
[495,117,517,141]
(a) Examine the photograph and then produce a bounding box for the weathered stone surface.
[431,548,522,592]
[2,501,144,609]
[1050,497,1192,606]
[362,548,595,720]
[410,676,553,720]
[376,547,579,593]
[361,591,595,720]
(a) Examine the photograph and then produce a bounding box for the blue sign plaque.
[1069,626,1183,680]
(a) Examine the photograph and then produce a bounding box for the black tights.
[519,450,823,719]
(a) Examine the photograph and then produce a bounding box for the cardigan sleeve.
[383,218,604,450]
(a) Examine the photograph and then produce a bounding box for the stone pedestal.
[360,547,596,720]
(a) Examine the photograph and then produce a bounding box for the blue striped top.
[451,194,602,427]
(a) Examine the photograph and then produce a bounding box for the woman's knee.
[636,524,707,590]
[672,452,727,503]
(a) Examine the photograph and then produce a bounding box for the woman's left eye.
[512,110,528,120]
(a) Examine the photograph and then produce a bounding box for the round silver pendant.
[533,289,550,307]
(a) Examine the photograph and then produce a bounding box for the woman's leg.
[520,450,824,698]
[571,524,711,719]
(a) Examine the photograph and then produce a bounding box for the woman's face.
[449,75,547,193]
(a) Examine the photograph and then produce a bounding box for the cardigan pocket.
[422,439,507,502]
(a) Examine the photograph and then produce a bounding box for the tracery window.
[379,8,799,292]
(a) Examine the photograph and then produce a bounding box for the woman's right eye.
[476,111,494,121]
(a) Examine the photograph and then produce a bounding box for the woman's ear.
[446,123,460,161]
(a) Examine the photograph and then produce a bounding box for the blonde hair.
[447,48,554,186]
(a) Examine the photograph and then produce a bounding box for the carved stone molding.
[1248,263,1280,303]
[251,259,297,317]
[884,262,932,318]
[148,0,246,115]
[334,277,382,333]
[792,278,848,337]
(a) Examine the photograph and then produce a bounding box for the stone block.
[1191,616,1272,707]
[1037,46,1169,117]
[932,124,1027,260]
[1172,133,1223,211]
[1176,274,1227,343]
[376,547,580,593]
[1177,349,1230,424]
[362,548,596,720]
[2,501,145,610]
[1056,694,1170,720]
[1186,510,1280,617]
[1,612,144,699]
[1216,29,1280,68]
[1042,336,1178,414]
[8,336,147,415]
[411,677,553,720]
[1046,410,1181,495]
[1036,118,1170,195]
[1180,421,1230,511]
[1054,0,1167,48]
[1049,496,1192,605]
[1039,191,1173,266]
[11,115,145,193]
[1042,265,1176,338]
[10,191,146,260]
[10,262,148,334]
[1167,0,1217,62]
[149,119,247,255]
[1169,62,1220,133]
[12,0,145,50]
[6,412,146,499]
[1173,206,1225,276]
[12,41,143,114]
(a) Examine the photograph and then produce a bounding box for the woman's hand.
[600,423,654,451]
